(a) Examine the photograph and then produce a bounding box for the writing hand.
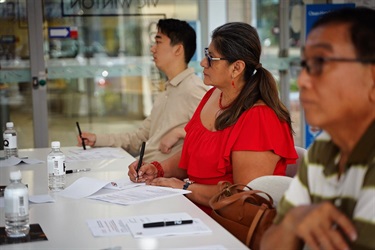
[77,132,96,147]
[128,161,158,183]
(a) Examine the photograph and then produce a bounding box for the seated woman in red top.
[128,22,297,214]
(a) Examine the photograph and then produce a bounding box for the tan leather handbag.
[209,183,276,250]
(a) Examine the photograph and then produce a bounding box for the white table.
[0,147,247,249]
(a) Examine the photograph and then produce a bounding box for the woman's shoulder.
[245,104,276,117]
[235,104,286,130]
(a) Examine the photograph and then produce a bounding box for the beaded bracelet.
[151,161,164,177]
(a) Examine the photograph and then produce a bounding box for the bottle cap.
[6,122,14,128]
[10,170,22,180]
[51,141,61,148]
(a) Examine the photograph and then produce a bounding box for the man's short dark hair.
[157,18,196,64]
[312,7,375,60]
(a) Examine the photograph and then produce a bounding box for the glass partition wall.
[0,0,303,150]
[44,0,178,148]
[0,0,32,149]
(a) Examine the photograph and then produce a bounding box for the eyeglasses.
[204,48,228,67]
[300,57,375,76]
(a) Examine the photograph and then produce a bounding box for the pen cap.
[51,141,61,148]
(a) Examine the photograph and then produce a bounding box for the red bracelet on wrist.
[151,161,164,177]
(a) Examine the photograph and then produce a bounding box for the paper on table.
[66,147,127,162]
[0,195,55,208]
[0,156,44,167]
[29,194,55,203]
[104,178,143,190]
[89,185,191,205]
[87,218,132,237]
[129,218,211,238]
[126,212,212,238]
[87,212,211,238]
[57,177,144,199]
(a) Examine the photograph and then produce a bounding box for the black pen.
[143,220,193,228]
[76,121,86,150]
[135,141,146,182]
[66,168,91,174]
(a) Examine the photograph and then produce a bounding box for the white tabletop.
[0,147,247,249]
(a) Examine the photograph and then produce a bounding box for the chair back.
[285,146,307,177]
[247,175,293,206]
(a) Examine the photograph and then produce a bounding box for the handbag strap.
[209,188,274,211]
[245,203,268,246]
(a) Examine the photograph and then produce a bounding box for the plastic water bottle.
[47,141,66,191]
[3,122,18,158]
[4,170,30,238]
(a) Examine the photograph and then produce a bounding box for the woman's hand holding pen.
[128,162,183,189]
[77,132,96,147]
[128,161,158,184]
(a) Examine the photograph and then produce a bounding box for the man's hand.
[286,202,357,250]
[77,132,97,147]
[159,127,185,153]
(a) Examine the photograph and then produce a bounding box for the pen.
[76,121,86,150]
[143,219,193,228]
[66,168,91,174]
[135,141,146,182]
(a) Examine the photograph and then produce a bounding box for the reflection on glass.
[0,0,302,149]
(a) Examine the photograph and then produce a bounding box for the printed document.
[89,185,191,205]
[87,212,211,238]
[58,177,144,199]
[66,147,127,162]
